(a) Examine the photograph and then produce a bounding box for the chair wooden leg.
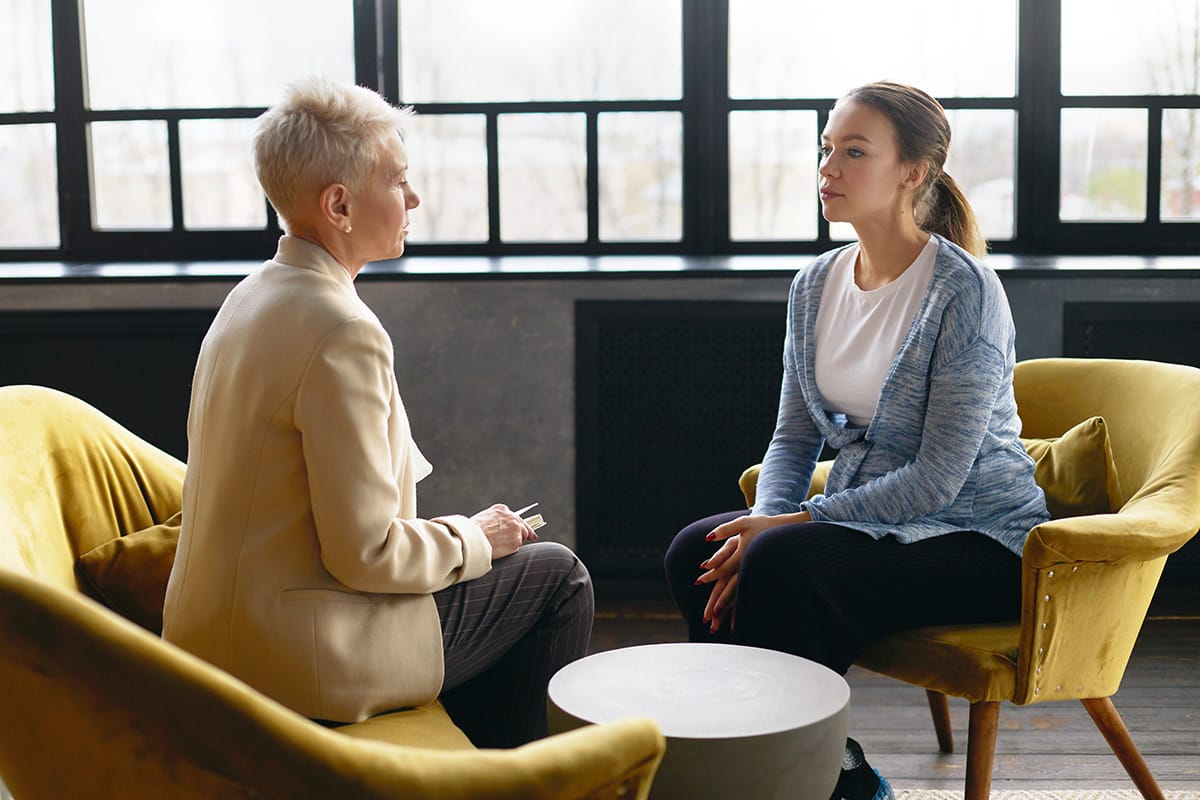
[1081,697,1166,800]
[925,689,954,753]
[964,700,1000,800]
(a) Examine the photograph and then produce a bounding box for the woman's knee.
[740,526,813,585]
[526,541,591,587]
[664,511,744,580]
[522,542,593,615]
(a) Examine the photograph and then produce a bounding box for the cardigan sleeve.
[751,278,826,516]
[295,317,491,594]
[801,287,1009,525]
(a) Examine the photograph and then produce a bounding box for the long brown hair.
[840,81,987,258]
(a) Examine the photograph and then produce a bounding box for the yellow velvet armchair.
[739,357,1200,800]
[0,385,664,800]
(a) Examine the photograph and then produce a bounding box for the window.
[398,0,681,103]
[81,0,352,242]
[727,0,1019,247]
[1053,0,1200,249]
[2,0,1198,263]
[1,0,57,248]
[397,0,683,251]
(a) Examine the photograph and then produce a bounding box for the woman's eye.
[847,148,864,158]
[818,145,831,158]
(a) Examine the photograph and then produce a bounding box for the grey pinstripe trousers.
[434,541,593,748]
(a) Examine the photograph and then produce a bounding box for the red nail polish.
[705,533,715,541]
[694,578,703,586]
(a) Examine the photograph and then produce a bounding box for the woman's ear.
[319,183,352,232]
[901,161,930,191]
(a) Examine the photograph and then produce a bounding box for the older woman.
[163,77,592,748]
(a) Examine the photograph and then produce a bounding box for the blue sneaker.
[872,769,895,800]
[830,738,894,800]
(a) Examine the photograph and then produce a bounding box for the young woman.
[664,82,1050,799]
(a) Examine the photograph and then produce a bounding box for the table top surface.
[547,642,850,739]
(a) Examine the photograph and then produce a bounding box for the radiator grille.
[576,301,786,577]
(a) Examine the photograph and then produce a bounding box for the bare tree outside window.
[399,0,681,243]
[400,0,680,103]
[77,0,353,236]
[599,113,682,242]
[727,0,1018,242]
[728,111,818,241]
[944,110,1016,240]
[1148,2,1200,220]
[729,0,1017,99]
[0,125,58,247]
[499,114,587,242]
[0,0,53,114]
[1062,0,1200,222]
[401,115,490,243]
[82,0,353,109]
[0,1,57,248]
[90,121,172,230]
[180,119,266,230]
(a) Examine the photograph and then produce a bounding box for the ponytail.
[918,170,987,259]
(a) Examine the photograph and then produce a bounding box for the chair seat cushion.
[855,623,1020,703]
[333,700,475,750]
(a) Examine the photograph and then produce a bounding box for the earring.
[344,225,352,234]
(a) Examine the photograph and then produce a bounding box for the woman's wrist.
[770,510,812,526]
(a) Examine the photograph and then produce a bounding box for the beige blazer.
[163,236,491,723]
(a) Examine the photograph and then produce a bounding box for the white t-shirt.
[814,236,937,427]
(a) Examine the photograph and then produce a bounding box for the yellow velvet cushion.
[1021,416,1122,519]
[75,511,181,634]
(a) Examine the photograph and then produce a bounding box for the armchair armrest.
[738,461,832,508]
[358,719,665,799]
[1023,500,1200,569]
[0,570,664,800]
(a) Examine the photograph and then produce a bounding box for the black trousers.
[433,541,593,748]
[664,511,1022,675]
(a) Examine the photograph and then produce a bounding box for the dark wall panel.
[0,310,215,461]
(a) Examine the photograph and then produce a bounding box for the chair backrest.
[1014,357,1200,517]
[0,385,184,592]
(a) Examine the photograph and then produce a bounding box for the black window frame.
[2,0,1199,263]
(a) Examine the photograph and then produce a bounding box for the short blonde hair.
[253,77,410,226]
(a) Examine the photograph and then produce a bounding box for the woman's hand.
[471,504,537,561]
[697,511,811,632]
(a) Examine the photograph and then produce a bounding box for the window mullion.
[1147,106,1164,223]
[51,0,91,255]
[353,0,383,95]
[1021,0,1062,251]
[682,0,725,255]
[486,112,500,245]
[379,0,400,104]
[586,112,599,245]
[167,117,184,230]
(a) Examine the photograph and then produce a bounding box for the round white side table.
[547,642,850,800]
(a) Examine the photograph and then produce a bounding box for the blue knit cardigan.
[751,234,1050,556]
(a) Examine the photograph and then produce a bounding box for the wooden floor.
[591,578,1200,792]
